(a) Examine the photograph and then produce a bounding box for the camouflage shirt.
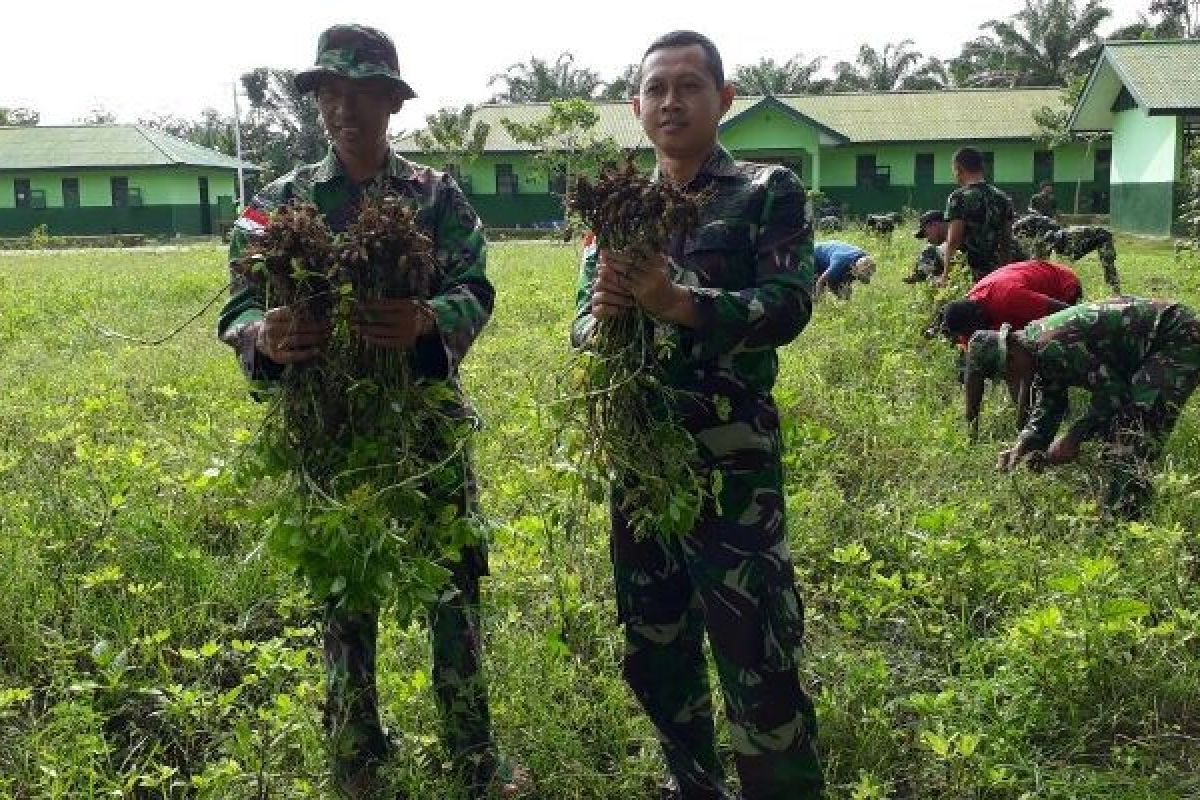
[1019,298,1196,447]
[571,145,814,469]
[216,148,493,395]
[1029,190,1057,218]
[946,181,1024,274]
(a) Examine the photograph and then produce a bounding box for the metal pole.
[232,80,246,208]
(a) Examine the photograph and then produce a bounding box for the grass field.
[2,234,1200,798]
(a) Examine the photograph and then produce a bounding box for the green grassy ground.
[2,235,1199,798]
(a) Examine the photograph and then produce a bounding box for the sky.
[3,0,1152,133]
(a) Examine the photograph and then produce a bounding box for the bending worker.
[964,297,1200,517]
[938,259,1082,344]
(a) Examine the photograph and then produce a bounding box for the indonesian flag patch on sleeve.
[234,205,270,237]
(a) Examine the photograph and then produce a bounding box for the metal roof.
[0,124,258,170]
[394,88,1068,153]
[1070,40,1200,132]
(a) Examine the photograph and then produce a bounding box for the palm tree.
[832,40,944,91]
[488,52,605,102]
[970,0,1112,87]
[597,64,640,101]
[732,55,829,95]
[1149,0,1199,37]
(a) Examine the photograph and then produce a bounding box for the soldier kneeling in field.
[964,297,1200,518]
[904,210,948,284]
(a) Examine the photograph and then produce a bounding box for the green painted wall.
[0,166,240,236]
[1112,109,1181,184]
[1111,182,1177,236]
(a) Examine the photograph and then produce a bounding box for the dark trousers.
[611,465,823,800]
[322,554,497,794]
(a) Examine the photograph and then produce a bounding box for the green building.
[1069,39,1200,236]
[396,88,1109,226]
[0,125,257,237]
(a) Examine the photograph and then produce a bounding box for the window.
[28,190,46,209]
[62,177,80,208]
[915,153,935,186]
[111,176,129,207]
[548,165,567,195]
[982,152,995,182]
[495,164,517,195]
[14,179,32,208]
[1033,150,1054,185]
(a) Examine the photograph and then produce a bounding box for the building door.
[1033,150,1054,186]
[198,176,212,235]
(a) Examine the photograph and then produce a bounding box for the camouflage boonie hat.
[294,24,416,100]
[965,323,1011,381]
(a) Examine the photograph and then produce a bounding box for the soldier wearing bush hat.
[904,210,947,283]
[217,22,528,800]
[966,299,1200,518]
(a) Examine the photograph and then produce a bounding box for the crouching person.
[964,298,1200,518]
[814,239,876,300]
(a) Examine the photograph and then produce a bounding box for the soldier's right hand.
[592,256,635,319]
[254,306,332,364]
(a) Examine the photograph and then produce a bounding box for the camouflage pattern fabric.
[945,181,1026,280]
[1029,189,1057,218]
[1018,298,1200,514]
[293,24,416,98]
[572,146,823,799]
[905,244,945,282]
[1038,226,1121,292]
[216,148,499,791]
[1012,212,1061,240]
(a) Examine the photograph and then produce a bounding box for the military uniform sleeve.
[945,188,966,222]
[1067,370,1132,443]
[570,241,601,349]
[679,168,813,360]
[215,191,287,383]
[419,175,494,379]
[1022,376,1068,449]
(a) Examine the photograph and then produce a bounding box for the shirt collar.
[312,147,416,185]
[651,144,739,185]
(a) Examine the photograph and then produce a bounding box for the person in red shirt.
[939,259,1083,344]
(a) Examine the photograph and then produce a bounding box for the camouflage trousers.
[1102,306,1200,516]
[611,461,823,800]
[323,552,496,796]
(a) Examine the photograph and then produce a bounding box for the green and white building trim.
[0,125,257,237]
[1070,39,1200,236]
[397,88,1111,227]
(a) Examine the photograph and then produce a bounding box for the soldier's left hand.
[603,249,679,319]
[352,297,435,350]
[1046,434,1080,466]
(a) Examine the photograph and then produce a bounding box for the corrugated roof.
[394,88,1067,153]
[1103,40,1200,111]
[0,124,258,170]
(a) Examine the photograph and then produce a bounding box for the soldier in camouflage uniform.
[572,31,822,800]
[903,210,947,284]
[943,147,1027,283]
[964,298,1200,517]
[1036,225,1122,294]
[1012,211,1060,241]
[216,24,525,799]
[1028,182,1058,219]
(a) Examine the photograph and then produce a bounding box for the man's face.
[925,220,947,245]
[951,161,966,187]
[316,75,401,158]
[632,45,733,161]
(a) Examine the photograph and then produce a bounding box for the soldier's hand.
[256,306,332,364]
[592,254,636,319]
[352,297,436,350]
[605,249,678,318]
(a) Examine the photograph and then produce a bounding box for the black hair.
[940,299,989,339]
[641,31,725,88]
[953,147,985,173]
